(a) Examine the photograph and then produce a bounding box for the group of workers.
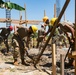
[42,16,75,67]
[0,16,75,67]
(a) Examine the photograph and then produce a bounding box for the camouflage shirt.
[17,27,29,39]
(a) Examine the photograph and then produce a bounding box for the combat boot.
[14,59,19,66]
[21,59,30,66]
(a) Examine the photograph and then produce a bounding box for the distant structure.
[5,0,11,27]
[44,10,46,16]
[56,0,60,17]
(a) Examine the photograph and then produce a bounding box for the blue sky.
[0,0,75,29]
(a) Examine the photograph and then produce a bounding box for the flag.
[0,0,4,8]
[0,0,4,4]
[0,0,25,11]
[5,2,25,11]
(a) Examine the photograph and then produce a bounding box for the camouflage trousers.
[52,34,68,47]
[0,36,9,53]
[12,35,28,62]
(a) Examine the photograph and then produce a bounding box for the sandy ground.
[0,46,75,75]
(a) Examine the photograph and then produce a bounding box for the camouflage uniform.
[36,28,45,48]
[59,22,75,66]
[0,28,10,53]
[12,26,30,64]
[52,28,60,44]
[59,22,74,47]
[12,35,20,62]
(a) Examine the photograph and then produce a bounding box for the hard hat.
[9,26,13,31]
[50,18,57,26]
[43,16,48,22]
[31,25,38,33]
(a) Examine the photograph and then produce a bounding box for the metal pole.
[44,10,46,16]
[5,0,11,27]
[54,4,56,18]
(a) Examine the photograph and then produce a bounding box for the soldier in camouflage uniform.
[0,26,13,53]
[42,16,59,44]
[12,25,38,66]
[36,25,45,48]
[58,28,69,48]
[50,18,75,67]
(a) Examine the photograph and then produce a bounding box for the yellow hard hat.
[43,16,48,22]
[50,18,57,26]
[31,25,38,33]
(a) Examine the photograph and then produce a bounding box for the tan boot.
[14,61,19,66]
[72,60,75,67]
[14,59,19,66]
[22,60,30,66]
